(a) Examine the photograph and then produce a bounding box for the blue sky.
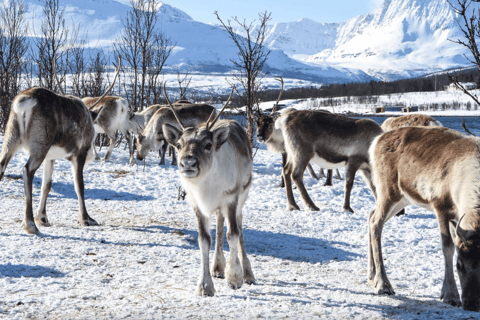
[159,0,379,24]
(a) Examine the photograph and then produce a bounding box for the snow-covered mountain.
[23,0,472,85]
[262,0,468,81]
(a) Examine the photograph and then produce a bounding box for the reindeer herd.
[0,64,479,312]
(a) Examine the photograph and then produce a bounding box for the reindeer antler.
[206,85,235,131]
[456,214,468,245]
[53,55,66,96]
[163,82,185,131]
[89,56,122,109]
[270,76,284,115]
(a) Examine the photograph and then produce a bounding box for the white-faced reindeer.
[136,100,216,166]
[381,114,442,132]
[162,84,255,296]
[0,58,121,234]
[277,110,383,212]
[368,126,480,311]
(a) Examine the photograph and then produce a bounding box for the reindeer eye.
[175,143,181,149]
[205,143,212,151]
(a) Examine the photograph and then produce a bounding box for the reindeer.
[381,114,442,132]
[162,84,255,296]
[82,96,140,165]
[368,126,480,311]
[136,100,215,166]
[277,110,383,212]
[0,58,120,234]
[254,77,341,188]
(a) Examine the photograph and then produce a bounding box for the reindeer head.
[162,83,234,179]
[449,215,480,311]
[254,76,283,144]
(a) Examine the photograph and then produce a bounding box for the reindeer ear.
[212,125,230,150]
[163,123,182,146]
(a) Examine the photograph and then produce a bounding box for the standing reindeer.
[368,126,480,311]
[136,101,216,166]
[254,77,340,188]
[162,84,255,296]
[82,96,140,165]
[277,110,383,212]
[0,58,121,234]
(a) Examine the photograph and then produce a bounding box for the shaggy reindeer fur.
[368,126,480,311]
[83,96,139,165]
[164,119,255,296]
[0,87,98,234]
[381,114,442,132]
[277,110,383,212]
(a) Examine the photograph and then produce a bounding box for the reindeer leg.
[367,208,377,285]
[225,199,244,290]
[159,141,167,166]
[212,210,226,279]
[125,132,135,166]
[170,146,177,166]
[318,168,326,179]
[283,162,300,211]
[92,134,100,160]
[22,153,48,234]
[306,163,318,180]
[71,153,98,226]
[102,132,116,162]
[335,168,342,180]
[278,152,286,188]
[291,160,319,211]
[436,208,461,306]
[35,159,55,226]
[237,211,255,285]
[369,200,400,295]
[194,208,215,296]
[324,169,333,186]
[342,162,362,213]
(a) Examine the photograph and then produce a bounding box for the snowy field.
[0,125,479,319]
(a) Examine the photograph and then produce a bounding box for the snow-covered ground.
[0,121,478,319]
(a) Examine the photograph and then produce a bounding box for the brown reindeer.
[277,110,383,212]
[162,84,255,296]
[82,96,139,165]
[254,77,339,188]
[381,114,442,132]
[0,59,120,234]
[136,99,216,165]
[368,126,480,311]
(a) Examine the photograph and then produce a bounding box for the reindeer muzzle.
[180,156,199,178]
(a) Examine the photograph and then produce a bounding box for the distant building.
[445,82,477,91]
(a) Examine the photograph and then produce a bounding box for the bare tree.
[85,51,108,97]
[177,70,192,100]
[33,0,69,91]
[448,0,480,104]
[114,0,175,111]
[0,0,28,133]
[215,11,272,149]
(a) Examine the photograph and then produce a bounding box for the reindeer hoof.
[196,283,215,297]
[342,206,354,213]
[374,276,395,295]
[80,218,98,226]
[95,156,100,161]
[278,182,285,188]
[212,272,225,279]
[228,281,243,290]
[323,182,333,187]
[307,205,320,211]
[35,216,51,227]
[287,203,300,211]
[22,220,39,234]
[244,278,256,285]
